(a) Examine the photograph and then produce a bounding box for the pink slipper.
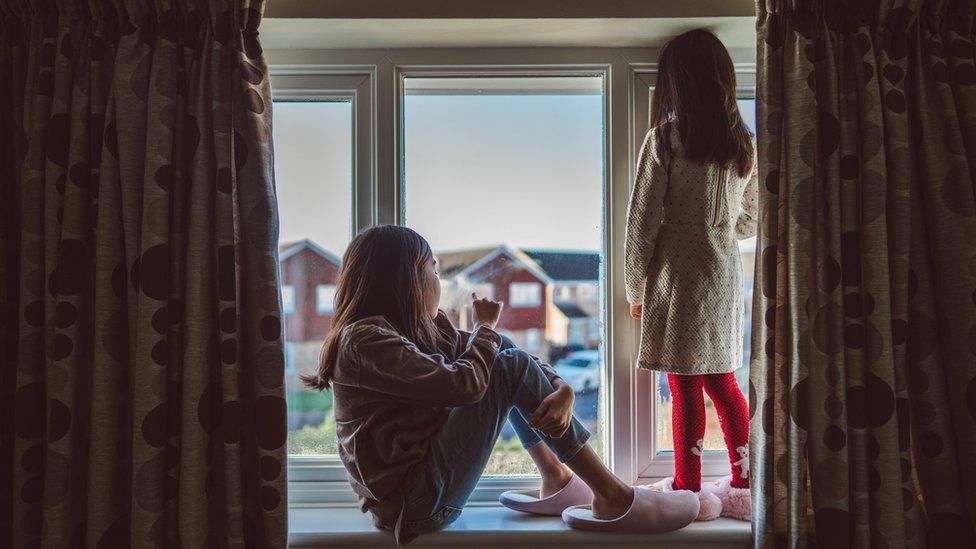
[499,474,593,516]
[708,476,751,521]
[561,486,699,534]
[649,477,722,521]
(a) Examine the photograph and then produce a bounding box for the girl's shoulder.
[641,120,681,166]
[339,316,399,348]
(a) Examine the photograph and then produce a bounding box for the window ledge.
[289,505,751,548]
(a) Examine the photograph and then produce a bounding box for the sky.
[272,81,757,258]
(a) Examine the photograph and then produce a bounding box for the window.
[577,283,598,299]
[281,285,297,315]
[270,52,756,506]
[567,321,585,346]
[316,285,337,315]
[509,282,542,308]
[557,285,573,301]
[274,99,354,457]
[403,75,606,475]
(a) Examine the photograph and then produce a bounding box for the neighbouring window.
[509,282,542,308]
[274,100,353,457]
[557,285,573,300]
[316,285,337,315]
[568,321,585,346]
[577,283,597,299]
[589,318,601,341]
[525,328,542,352]
[403,75,607,474]
[281,285,297,315]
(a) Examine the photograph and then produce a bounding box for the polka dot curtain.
[753,1,976,547]
[0,1,287,547]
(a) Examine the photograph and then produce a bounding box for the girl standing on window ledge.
[301,225,700,545]
[624,29,758,522]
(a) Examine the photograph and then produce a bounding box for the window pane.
[281,285,297,315]
[274,100,353,456]
[654,98,756,453]
[403,76,606,475]
[316,285,337,315]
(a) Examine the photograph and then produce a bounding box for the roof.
[521,249,600,281]
[436,246,499,278]
[436,245,552,283]
[278,239,342,265]
[555,302,590,318]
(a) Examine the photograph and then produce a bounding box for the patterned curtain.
[1,1,287,547]
[751,0,976,546]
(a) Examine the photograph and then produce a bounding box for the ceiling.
[263,0,755,19]
[260,17,758,54]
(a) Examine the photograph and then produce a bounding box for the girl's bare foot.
[539,465,574,498]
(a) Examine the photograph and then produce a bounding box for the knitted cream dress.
[624,123,759,374]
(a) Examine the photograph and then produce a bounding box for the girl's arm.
[343,322,501,406]
[735,158,759,239]
[624,128,668,305]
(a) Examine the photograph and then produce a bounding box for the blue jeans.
[400,335,591,537]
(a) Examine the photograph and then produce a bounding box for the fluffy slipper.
[562,486,699,534]
[648,477,721,521]
[499,474,593,516]
[709,476,751,521]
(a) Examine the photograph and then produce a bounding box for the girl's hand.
[471,293,503,330]
[529,383,575,438]
[630,304,642,320]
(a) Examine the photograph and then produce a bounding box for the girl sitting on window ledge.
[301,225,700,544]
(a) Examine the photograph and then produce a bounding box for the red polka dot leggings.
[668,372,750,491]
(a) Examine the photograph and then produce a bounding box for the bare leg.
[565,446,634,519]
[526,443,574,498]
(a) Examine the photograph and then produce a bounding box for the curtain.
[751,0,976,546]
[1,1,287,547]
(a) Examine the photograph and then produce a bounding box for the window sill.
[289,504,751,548]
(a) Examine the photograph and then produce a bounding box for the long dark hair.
[301,225,441,391]
[651,29,754,178]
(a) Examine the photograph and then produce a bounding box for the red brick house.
[437,245,553,358]
[522,249,602,353]
[278,239,342,343]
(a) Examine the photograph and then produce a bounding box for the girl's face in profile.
[423,257,441,319]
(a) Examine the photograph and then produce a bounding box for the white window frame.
[524,328,542,352]
[508,281,542,308]
[315,284,337,315]
[281,285,297,315]
[269,48,756,507]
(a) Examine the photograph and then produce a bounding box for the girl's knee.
[497,333,518,351]
[494,348,536,382]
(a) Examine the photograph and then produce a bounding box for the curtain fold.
[752,0,976,546]
[1,1,287,546]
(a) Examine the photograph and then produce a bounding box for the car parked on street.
[554,350,601,393]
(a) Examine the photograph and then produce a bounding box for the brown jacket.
[331,311,559,543]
